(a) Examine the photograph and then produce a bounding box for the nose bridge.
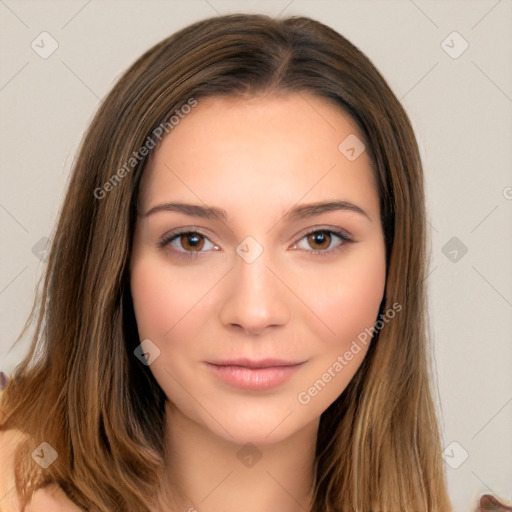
[219,240,290,333]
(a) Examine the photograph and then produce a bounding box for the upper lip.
[206,358,304,369]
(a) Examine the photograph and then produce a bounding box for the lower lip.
[206,363,302,390]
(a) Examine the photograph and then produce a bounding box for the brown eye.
[158,231,219,256]
[292,228,351,254]
[307,231,331,250]
[180,233,205,251]
[159,230,218,257]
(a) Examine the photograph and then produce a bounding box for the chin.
[204,402,319,447]
[212,421,295,447]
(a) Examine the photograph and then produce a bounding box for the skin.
[0,429,82,511]
[130,92,386,512]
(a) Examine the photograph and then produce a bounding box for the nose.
[219,250,291,335]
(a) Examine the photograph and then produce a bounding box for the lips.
[205,358,304,390]
[208,358,303,368]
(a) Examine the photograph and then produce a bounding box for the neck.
[157,400,318,512]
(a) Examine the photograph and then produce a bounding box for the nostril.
[227,324,266,336]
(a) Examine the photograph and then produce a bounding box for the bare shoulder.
[26,484,84,511]
[0,428,28,512]
[0,429,82,512]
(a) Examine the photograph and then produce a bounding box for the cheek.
[130,256,217,340]
[296,245,386,348]
[129,257,216,401]
[291,248,386,413]
[130,260,177,338]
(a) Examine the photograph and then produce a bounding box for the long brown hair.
[1,13,452,511]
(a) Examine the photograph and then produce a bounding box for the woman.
[0,12,496,512]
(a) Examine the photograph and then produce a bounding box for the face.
[130,93,386,445]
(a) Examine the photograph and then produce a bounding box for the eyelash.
[158,227,353,260]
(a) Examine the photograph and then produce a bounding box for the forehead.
[138,93,378,219]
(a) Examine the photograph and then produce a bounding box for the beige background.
[1,1,511,510]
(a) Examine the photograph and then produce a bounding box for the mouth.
[205,358,305,390]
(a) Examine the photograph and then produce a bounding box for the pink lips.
[206,358,304,390]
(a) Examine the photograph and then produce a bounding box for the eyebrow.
[144,200,371,222]
[144,202,228,220]
[283,200,371,222]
